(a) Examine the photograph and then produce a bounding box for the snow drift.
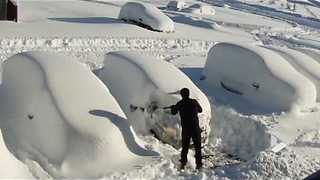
[119,2,174,33]
[0,51,158,178]
[202,42,316,112]
[265,46,320,101]
[98,51,211,148]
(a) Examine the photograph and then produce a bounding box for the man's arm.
[194,99,202,113]
[170,102,180,115]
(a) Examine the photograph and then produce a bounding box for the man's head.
[180,88,190,99]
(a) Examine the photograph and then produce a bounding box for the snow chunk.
[0,52,158,178]
[119,2,174,32]
[98,51,211,148]
[202,42,317,113]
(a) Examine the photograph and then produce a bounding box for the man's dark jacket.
[170,98,202,130]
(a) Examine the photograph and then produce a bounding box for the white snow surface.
[202,42,317,113]
[0,130,34,179]
[0,51,158,178]
[119,2,174,32]
[98,51,211,148]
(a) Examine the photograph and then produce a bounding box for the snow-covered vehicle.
[202,42,317,112]
[119,2,174,32]
[264,46,320,102]
[166,0,187,11]
[184,3,216,15]
[98,51,211,148]
[0,52,157,178]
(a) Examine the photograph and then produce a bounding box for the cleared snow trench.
[0,52,158,178]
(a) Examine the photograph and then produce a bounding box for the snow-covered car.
[202,42,317,112]
[98,51,211,148]
[167,0,187,11]
[184,3,216,15]
[119,2,174,32]
[264,46,320,102]
[0,52,157,178]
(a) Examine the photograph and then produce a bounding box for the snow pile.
[295,130,320,147]
[167,0,187,11]
[265,46,320,101]
[202,42,317,113]
[221,149,320,179]
[98,51,211,148]
[0,130,33,178]
[119,2,174,32]
[210,106,272,160]
[0,51,158,178]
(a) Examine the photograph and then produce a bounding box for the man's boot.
[196,164,202,170]
[180,163,185,170]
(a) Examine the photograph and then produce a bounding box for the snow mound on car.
[202,42,316,113]
[0,51,158,178]
[98,51,211,148]
[119,2,174,32]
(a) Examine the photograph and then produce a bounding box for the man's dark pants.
[180,127,202,167]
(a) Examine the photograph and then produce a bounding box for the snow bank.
[265,46,320,101]
[210,106,272,160]
[98,51,211,148]
[202,42,316,112]
[222,149,320,179]
[119,2,174,32]
[0,51,158,178]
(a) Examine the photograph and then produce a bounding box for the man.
[0,0,17,22]
[0,0,8,20]
[7,0,17,22]
[169,88,203,170]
